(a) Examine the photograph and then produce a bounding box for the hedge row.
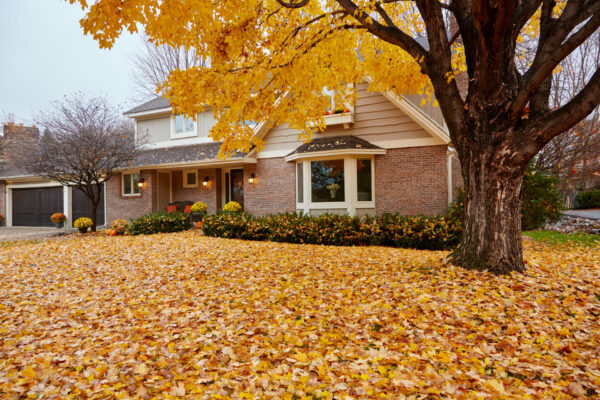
[202,212,461,250]
[575,190,600,209]
[128,212,193,235]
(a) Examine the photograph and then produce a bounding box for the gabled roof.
[124,97,171,115]
[288,135,382,156]
[285,136,386,161]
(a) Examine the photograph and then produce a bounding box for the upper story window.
[122,171,141,196]
[171,114,197,139]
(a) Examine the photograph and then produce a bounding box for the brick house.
[0,83,462,227]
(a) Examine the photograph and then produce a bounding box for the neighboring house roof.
[124,97,171,115]
[0,164,35,179]
[130,142,248,168]
[285,135,386,161]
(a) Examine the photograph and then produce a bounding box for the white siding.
[259,82,444,159]
[135,110,216,147]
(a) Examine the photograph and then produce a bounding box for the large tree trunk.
[451,148,527,274]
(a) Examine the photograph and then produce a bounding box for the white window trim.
[122,170,141,196]
[296,156,375,215]
[170,114,198,139]
[183,169,198,188]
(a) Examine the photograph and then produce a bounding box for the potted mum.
[190,201,208,223]
[223,201,242,214]
[50,213,66,228]
[111,219,129,235]
[74,217,93,233]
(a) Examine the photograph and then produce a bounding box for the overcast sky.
[0,0,141,125]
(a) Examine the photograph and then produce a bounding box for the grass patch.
[524,230,599,246]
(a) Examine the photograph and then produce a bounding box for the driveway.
[0,227,74,241]
[563,209,600,220]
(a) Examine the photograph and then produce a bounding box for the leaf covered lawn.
[1,232,599,399]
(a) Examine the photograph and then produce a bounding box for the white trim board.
[285,148,386,162]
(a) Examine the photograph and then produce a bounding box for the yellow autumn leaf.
[293,351,308,363]
[21,366,35,380]
[485,379,506,395]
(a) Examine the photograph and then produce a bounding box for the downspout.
[447,147,455,205]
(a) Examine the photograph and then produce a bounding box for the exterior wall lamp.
[248,173,256,185]
[137,178,146,189]
[202,176,210,188]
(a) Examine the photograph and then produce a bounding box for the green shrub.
[128,212,193,235]
[521,166,562,230]
[575,190,600,209]
[202,212,461,250]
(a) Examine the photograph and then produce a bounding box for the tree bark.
[451,147,527,274]
[91,201,98,233]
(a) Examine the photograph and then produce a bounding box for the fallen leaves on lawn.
[0,232,599,399]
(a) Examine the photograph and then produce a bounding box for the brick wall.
[171,168,220,214]
[105,170,156,223]
[375,145,451,216]
[243,158,296,216]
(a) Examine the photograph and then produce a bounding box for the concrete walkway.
[0,227,75,241]
[562,209,600,220]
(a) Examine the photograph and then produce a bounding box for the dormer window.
[171,114,197,139]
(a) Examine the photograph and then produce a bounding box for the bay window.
[295,156,375,214]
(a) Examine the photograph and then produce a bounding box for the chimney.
[3,124,40,140]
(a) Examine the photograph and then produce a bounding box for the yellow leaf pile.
[1,232,599,398]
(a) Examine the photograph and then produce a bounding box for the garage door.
[12,187,64,227]
[72,185,105,226]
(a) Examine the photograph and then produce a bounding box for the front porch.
[105,163,254,222]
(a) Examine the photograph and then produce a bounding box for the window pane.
[123,174,132,195]
[297,163,303,203]
[133,173,141,194]
[185,117,195,132]
[357,159,372,201]
[186,172,197,185]
[175,115,184,133]
[311,160,344,202]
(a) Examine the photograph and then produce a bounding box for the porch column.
[63,186,72,227]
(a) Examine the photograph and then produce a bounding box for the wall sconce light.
[248,173,256,185]
[202,176,209,188]
[137,178,145,189]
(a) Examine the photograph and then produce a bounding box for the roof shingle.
[287,135,382,157]
[124,97,171,115]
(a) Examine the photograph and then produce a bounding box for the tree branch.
[529,66,600,145]
[334,0,428,66]
[511,11,600,117]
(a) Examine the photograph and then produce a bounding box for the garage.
[12,187,64,226]
[72,185,105,226]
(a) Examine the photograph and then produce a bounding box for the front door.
[226,169,244,209]
[158,172,171,211]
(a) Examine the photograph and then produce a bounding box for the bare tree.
[536,31,600,194]
[131,35,208,101]
[15,94,139,231]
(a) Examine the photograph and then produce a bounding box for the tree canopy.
[69,0,600,273]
